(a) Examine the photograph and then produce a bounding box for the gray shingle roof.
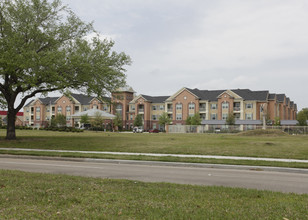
[141,95,169,103]
[39,97,59,105]
[268,93,276,100]
[187,88,269,101]
[276,94,285,102]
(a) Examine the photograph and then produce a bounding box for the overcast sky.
[61,0,308,110]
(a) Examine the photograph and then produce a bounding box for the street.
[0,156,307,194]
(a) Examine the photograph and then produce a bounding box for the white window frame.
[222,102,229,109]
[211,104,217,109]
[176,113,182,120]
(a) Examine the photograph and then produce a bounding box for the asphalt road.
[1,157,307,194]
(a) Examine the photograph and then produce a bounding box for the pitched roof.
[141,95,169,103]
[186,88,269,101]
[268,93,276,100]
[39,97,59,105]
[276,94,285,102]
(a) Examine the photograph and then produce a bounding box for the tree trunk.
[6,111,16,140]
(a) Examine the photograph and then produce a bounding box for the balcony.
[167,108,173,112]
[199,107,206,112]
[138,109,144,114]
[233,107,241,111]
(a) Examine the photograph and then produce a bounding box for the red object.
[0,111,23,116]
[149,129,160,133]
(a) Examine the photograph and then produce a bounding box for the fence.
[168,125,308,135]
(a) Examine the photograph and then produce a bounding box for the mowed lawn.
[0,170,307,219]
[0,130,307,160]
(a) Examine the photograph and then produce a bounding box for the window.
[26,108,29,112]
[152,105,157,110]
[103,105,108,111]
[57,106,62,112]
[245,113,253,120]
[222,102,229,109]
[211,113,217,120]
[130,115,133,120]
[222,113,228,120]
[160,105,164,110]
[66,106,71,112]
[152,115,157,120]
[189,103,195,110]
[176,114,182,120]
[36,114,40,120]
[92,105,98,109]
[131,105,135,111]
[66,116,71,121]
[176,104,182,110]
[36,107,40,112]
[200,114,206,120]
[246,103,253,109]
[46,107,50,112]
[26,116,29,121]
[211,104,217,109]
[83,107,88,111]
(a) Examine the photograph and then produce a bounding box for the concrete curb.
[0,154,307,174]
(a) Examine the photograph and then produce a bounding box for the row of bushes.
[40,126,84,132]
[0,125,33,130]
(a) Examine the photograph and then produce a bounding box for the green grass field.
[0,170,307,219]
[0,130,308,168]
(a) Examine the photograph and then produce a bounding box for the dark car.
[149,129,160,133]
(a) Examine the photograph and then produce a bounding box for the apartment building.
[23,87,297,130]
[115,87,297,131]
[23,93,111,127]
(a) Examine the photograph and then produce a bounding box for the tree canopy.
[186,113,201,125]
[297,109,308,126]
[134,114,143,127]
[158,112,171,129]
[0,0,131,139]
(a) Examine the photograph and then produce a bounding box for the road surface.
[0,157,307,194]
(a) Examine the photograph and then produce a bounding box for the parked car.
[133,127,143,133]
[149,129,160,133]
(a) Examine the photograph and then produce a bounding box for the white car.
[133,127,143,133]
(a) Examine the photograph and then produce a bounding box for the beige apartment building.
[23,87,297,130]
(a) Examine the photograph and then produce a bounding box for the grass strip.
[1,150,308,169]
[0,170,307,219]
[0,130,308,159]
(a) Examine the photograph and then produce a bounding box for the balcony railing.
[138,109,144,113]
[233,107,241,111]
[199,107,206,112]
[167,108,173,112]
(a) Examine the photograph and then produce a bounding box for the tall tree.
[0,0,131,139]
[297,110,308,126]
[133,114,143,127]
[159,112,171,130]
[225,113,235,125]
[80,114,90,126]
[113,113,122,131]
[186,113,201,125]
[91,112,104,130]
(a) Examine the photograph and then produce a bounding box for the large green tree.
[0,0,131,140]
[113,113,122,131]
[186,113,201,125]
[133,114,143,127]
[158,112,171,131]
[297,109,308,126]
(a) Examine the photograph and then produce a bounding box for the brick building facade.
[23,87,297,130]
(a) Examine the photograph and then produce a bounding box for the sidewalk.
[0,148,307,163]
